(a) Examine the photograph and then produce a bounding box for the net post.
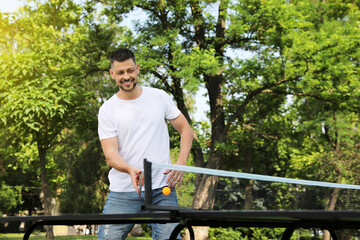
[143,158,152,210]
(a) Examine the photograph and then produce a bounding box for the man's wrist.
[176,159,187,165]
[123,163,133,174]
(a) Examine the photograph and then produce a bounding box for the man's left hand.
[163,169,184,187]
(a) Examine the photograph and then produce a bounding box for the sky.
[0,0,22,12]
[0,0,209,121]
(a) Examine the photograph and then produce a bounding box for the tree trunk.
[38,144,54,239]
[190,174,219,240]
[323,187,339,240]
[244,180,253,210]
[192,174,219,210]
[244,151,254,210]
[189,1,228,238]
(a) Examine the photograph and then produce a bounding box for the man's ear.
[109,68,114,79]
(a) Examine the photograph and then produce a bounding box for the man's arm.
[165,113,194,187]
[169,113,194,165]
[100,137,142,193]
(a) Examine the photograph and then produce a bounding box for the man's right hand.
[101,137,143,193]
[127,166,142,194]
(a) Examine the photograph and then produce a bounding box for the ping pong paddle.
[138,172,143,198]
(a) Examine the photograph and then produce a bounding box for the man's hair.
[109,48,136,68]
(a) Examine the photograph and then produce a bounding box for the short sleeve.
[162,91,181,120]
[98,106,117,140]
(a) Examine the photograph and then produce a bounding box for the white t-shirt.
[98,86,181,192]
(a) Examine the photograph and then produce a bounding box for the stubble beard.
[118,78,137,92]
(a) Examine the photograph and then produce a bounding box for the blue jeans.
[98,188,180,240]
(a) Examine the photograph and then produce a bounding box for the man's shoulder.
[143,86,168,97]
[99,94,118,110]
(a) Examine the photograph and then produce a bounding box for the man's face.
[110,58,139,92]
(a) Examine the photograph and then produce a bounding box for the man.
[97,48,193,240]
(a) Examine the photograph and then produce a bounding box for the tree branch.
[220,75,302,142]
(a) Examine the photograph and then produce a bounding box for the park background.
[1,0,360,239]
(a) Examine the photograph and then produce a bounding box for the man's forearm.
[176,129,194,165]
[105,151,132,173]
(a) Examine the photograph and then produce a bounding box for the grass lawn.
[0,233,151,240]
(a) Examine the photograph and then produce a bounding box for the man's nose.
[123,72,131,80]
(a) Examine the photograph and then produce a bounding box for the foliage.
[209,227,244,240]
[209,227,284,240]
[58,131,109,214]
[1,0,360,239]
[0,183,23,214]
[0,0,117,219]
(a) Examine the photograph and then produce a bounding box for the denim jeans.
[98,188,180,240]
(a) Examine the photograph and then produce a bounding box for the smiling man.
[110,55,139,94]
[97,48,193,240]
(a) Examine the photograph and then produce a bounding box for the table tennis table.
[2,210,360,240]
[2,159,360,239]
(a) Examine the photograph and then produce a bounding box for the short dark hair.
[109,48,136,68]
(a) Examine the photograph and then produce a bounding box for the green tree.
[2,0,359,239]
[1,0,130,228]
[0,1,86,238]
[94,0,360,238]
[53,0,134,215]
[56,129,109,214]
[0,184,22,215]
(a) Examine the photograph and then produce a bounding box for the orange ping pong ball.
[162,186,171,195]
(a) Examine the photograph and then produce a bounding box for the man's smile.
[118,77,137,92]
[123,79,132,85]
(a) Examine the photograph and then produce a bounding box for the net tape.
[152,162,360,190]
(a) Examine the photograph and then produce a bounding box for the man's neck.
[117,86,142,100]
